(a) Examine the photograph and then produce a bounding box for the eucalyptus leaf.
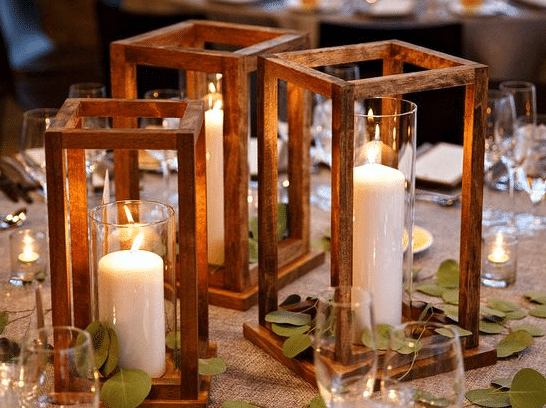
[309,395,327,408]
[524,291,546,305]
[85,320,110,369]
[491,378,512,390]
[437,304,459,322]
[504,309,527,320]
[496,330,533,358]
[248,238,258,264]
[277,203,288,241]
[486,298,519,313]
[436,259,459,289]
[0,311,8,335]
[363,323,392,351]
[101,327,119,377]
[529,304,546,318]
[465,388,510,407]
[265,310,311,326]
[414,389,449,407]
[480,306,506,319]
[165,331,181,350]
[100,368,151,408]
[282,333,312,358]
[272,323,310,338]
[435,325,472,338]
[249,216,258,241]
[509,368,546,408]
[479,321,504,335]
[279,294,302,308]
[442,289,459,305]
[198,357,226,376]
[512,323,546,337]
[222,401,261,408]
[416,283,444,297]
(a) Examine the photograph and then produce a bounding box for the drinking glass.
[20,108,59,194]
[142,89,184,207]
[16,326,100,407]
[314,286,377,408]
[380,321,465,408]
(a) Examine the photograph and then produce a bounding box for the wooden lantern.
[243,40,496,384]
[109,19,324,311]
[45,98,212,406]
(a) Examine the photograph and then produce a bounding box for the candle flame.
[131,233,144,252]
[364,140,382,164]
[208,82,216,94]
[213,100,223,111]
[124,205,135,224]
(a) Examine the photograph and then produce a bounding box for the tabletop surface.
[2,167,546,407]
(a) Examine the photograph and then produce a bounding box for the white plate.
[512,0,546,8]
[404,226,434,254]
[362,0,416,17]
[416,142,464,188]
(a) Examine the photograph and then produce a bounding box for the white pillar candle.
[205,103,225,265]
[353,162,405,325]
[98,249,166,378]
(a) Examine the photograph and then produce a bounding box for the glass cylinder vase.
[353,97,417,326]
[89,200,177,378]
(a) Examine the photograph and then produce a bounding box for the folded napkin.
[0,156,42,202]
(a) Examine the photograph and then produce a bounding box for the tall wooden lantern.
[109,20,325,311]
[45,98,212,406]
[243,40,496,383]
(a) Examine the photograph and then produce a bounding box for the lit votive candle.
[482,230,517,288]
[9,229,47,286]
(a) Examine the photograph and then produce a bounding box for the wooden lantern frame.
[243,40,496,384]
[109,19,324,311]
[45,98,212,406]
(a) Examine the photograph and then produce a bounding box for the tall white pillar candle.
[353,163,405,325]
[98,249,166,377]
[205,104,225,265]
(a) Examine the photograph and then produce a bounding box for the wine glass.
[68,82,109,198]
[142,89,184,207]
[380,321,465,408]
[521,114,546,230]
[16,326,100,407]
[314,286,377,408]
[20,108,59,194]
[499,81,537,126]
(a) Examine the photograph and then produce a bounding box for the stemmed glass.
[521,115,546,230]
[68,83,109,197]
[20,108,59,194]
[380,321,465,408]
[15,326,100,407]
[499,81,537,126]
[141,89,184,207]
[314,286,377,408]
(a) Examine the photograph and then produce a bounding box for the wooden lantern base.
[209,250,325,310]
[243,307,497,388]
[141,342,217,408]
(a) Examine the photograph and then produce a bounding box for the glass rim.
[89,199,175,227]
[22,108,59,118]
[22,325,92,353]
[354,97,417,119]
[499,80,537,91]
